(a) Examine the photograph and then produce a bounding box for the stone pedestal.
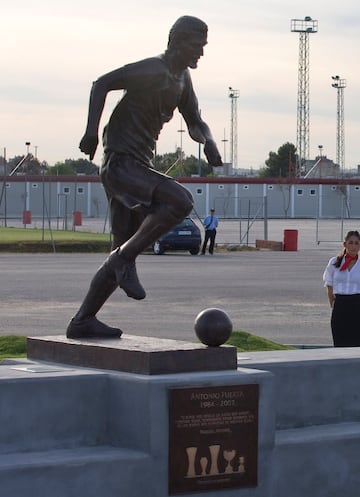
[10,338,360,496]
[0,336,274,497]
[27,334,237,375]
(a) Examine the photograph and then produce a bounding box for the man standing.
[66,16,222,339]
[201,208,218,255]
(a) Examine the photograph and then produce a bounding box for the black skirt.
[331,294,360,347]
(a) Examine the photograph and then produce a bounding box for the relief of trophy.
[208,444,221,475]
[185,446,198,478]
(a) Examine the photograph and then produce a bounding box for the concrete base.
[2,343,360,496]
[0,446,150,497]
[27,335,237,374]
[238,347,360,497]
[0,351,273,497]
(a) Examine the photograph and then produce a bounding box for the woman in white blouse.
[323,230,360,347]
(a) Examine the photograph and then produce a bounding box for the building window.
[32,183,38,189]
[297,189,303,196]
[77,187,85,195]
[310,189,316,196]
[63,187,70,195]
[218,185,224,190]
[196,188,203,195]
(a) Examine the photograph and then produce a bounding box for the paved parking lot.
[0,238,342,346]
[2,218,358,345]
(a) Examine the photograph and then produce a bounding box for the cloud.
[1,0,360,169]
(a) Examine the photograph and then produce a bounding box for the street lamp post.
[0,147,7,226]
[23,141,31,227]
[228,87,239,170]
[331,75,346,174]
[25,141,31,168]
[177,118,185,169]
[221,129,228,164]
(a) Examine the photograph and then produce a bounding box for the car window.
[179,218,193,228]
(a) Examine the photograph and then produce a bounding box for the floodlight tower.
[228,87,239,169]
[291,16,318,176]
[331,75,346,174]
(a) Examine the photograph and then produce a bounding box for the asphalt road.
[0,248,336,346]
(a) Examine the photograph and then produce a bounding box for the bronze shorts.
[100,152,173,210]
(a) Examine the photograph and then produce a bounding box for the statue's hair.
[168,16,207,48]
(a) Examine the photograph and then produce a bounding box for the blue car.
[153,217,202,255]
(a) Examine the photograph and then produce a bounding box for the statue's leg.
[108,196,145,249]
[67,200,145,339]
[98,155,193,299]
[66,265,121,338]
[102,179,193,301]
[67,181,192,338]
[101,154,192,255]
[119,180,193,260]
[103,198,148,300]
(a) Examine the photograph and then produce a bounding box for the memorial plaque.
[168,384,259,494]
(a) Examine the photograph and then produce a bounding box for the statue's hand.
[204,141,223,167]
[79,134,98,160]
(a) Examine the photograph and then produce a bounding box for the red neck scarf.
[340,253,359,271]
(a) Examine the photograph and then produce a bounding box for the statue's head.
[167,16,208,69]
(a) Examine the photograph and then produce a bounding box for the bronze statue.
[66,16,222,339]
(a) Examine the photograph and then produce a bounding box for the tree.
[46,158,99,176]
[154,150,213,177]
[5,155,47,176]
[25,156,45,175]
[6,155,25,175]
[47,163,75,176]
[259,142,297,178]
[153,152,179,174]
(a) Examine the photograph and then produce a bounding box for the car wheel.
[189,246,200,255]
[153,241,165,255]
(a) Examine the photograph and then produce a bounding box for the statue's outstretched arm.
[80,68,126,160]
[180,71,222,167]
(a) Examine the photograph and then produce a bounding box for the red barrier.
[283,229,298,251]
[22,210,32,225]
[73,211,82,226]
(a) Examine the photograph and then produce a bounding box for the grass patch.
[0,227,110,243]
[0,336,27,361]
[0,227,112,252]
[227,330,294,352]
[0,331,292,363]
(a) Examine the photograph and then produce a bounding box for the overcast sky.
[2,0,360,170]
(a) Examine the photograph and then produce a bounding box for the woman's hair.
[333,230,360,267]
